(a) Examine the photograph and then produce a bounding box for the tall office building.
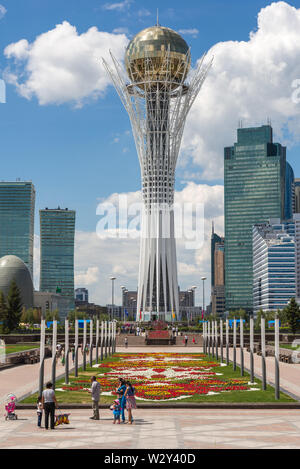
[294,179,300,213]
[285,162,295,219]
[0,181,35,276]
[224,125,289,312]
[211,224,225,316]
[293,213,300,297]
[75,288,89,303]
[253,219,296,313]
[211,222,224,288]
[40,208,75,318]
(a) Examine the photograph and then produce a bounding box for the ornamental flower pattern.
[61,353,255,401]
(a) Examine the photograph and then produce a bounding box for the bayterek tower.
[103,24,211,322]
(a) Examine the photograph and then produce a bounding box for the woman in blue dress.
[116,378,126,423]
[124,381,137,424]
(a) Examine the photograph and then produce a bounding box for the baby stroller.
[4,394,18,421]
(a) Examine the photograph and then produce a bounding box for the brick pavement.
[0,408,300,449]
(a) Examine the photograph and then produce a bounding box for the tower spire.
[156,8,159,26]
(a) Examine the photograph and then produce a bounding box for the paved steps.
[116,333,203,347]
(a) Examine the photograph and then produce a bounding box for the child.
[110,399,121,424]
[37,396,43,427]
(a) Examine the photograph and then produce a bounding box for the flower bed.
[60,353,255,401]
[147,330,170,339]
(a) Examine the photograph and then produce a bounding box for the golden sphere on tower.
[125,26,190,90]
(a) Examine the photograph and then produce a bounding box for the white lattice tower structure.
[103,26,212,321]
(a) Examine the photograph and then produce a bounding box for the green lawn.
[5,343,40,355]
[21,352,295,404]
[268,342,300,351]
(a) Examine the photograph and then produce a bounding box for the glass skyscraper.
[211,223,225,316]
[0,181,35,276]
[285,162,295,219]
[40,208,75,317]
[224,125,287,312]
[253,219,295,313]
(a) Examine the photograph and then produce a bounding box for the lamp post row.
[39,319,117,395]
[39,314,280,400]
[202,315,280,399]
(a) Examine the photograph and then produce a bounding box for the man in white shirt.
[89,376,101,420]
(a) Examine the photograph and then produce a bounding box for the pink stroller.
[4,394,18,421]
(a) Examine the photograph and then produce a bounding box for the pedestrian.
[88,376,101,420]
[124,381,137,424]
[42,382,58,430]
[175,326,178,337]
[184,334,188,347]
[37,395,43,428]
[71,347,75,364]
[192,336,196,345]
[110,399,121,424]
[117,378,127,423]
[124,336,128,348]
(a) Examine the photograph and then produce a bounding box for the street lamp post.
[201,277,206,318]
[191,286,197,322]
[110,276,116,321]
[121,286,126,322]
[188,290,192,324]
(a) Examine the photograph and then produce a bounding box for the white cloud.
[103,0,132,11]
[78,183,223,306]
[137,8,151,18]
[75,266,100,285]
[178,28,199,38]
[5,2,300,181]
[180,1,300,180]
[0,4,6,19]
[4,21,128,106]
[112,27,129,34]
[32,183,223,307]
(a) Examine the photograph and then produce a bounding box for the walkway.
[0,349,97,404]
[0,408,300,449]
[215,345,300,400]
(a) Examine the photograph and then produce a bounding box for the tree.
[228,309,247,321]
[33,308,41,323]
[254,309,275,328]
[285,297,300,335]
[45,309,60,322]
[0,291,8,333]
[25,308,35,326]
[6,280,23,332]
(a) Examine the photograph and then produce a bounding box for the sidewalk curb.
[16,402,300,410]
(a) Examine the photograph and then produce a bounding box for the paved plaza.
[1,408,300,449]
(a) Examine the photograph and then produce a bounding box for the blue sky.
[1,0,298,232]
[1,0,300,305]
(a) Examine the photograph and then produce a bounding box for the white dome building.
[0,255,33,308]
